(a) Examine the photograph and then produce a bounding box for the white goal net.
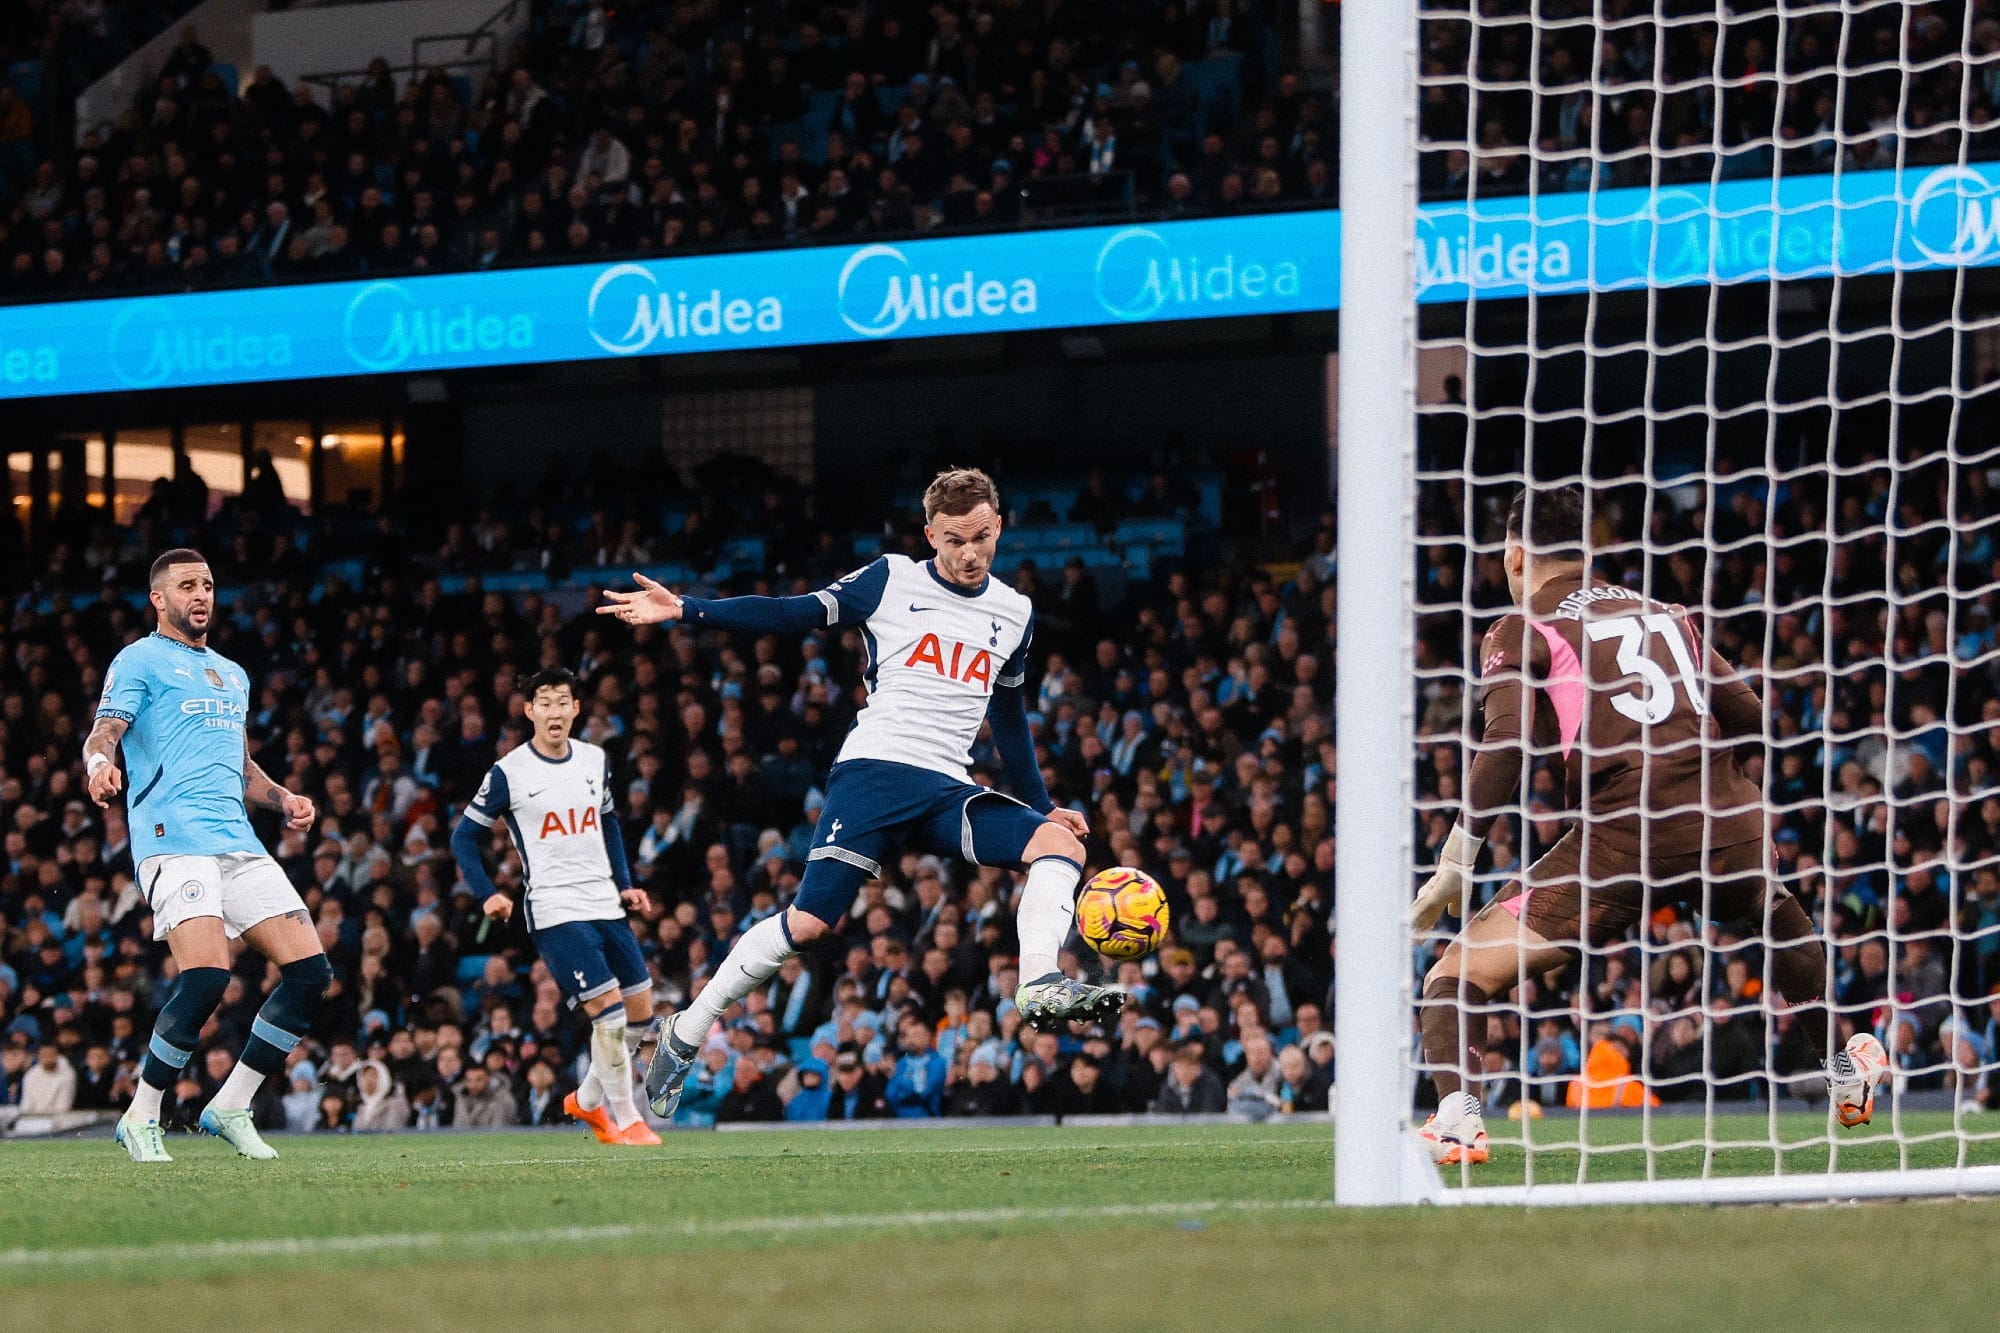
[1338,0,2000,1204]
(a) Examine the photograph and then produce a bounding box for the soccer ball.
[1075,867,1171,961]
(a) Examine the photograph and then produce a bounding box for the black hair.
[522,666,578,702]
[1504,486,1587,562]
[148,547,209,586]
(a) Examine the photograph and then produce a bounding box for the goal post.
[1333,0,1424,1206]
[1336,0,2000,1206]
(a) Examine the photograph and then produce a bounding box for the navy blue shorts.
[533,917,651,1009]
[796,759,1050,926]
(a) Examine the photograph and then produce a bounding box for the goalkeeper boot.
[1014,973,1129,1030]
[199,1105,280,1160]
[1419,1090,1491,1165]
[644,1019,700,1119]
[1829,1032,1889,1128]
[114,1114,173,1164]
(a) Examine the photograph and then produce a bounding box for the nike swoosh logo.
[526,789,548,800]
[909,603,941,613]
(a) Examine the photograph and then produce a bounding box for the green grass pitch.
[7,1117,2000,1331]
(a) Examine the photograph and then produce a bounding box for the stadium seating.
[0,3,1327,301]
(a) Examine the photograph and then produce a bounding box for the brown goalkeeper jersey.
[1465,571,1767,857]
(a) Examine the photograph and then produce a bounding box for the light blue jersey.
[97,632,261,862]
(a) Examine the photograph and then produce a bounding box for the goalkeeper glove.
[1410,825,1483,932]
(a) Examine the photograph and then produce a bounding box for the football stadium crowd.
[0,0,1325,300]
[0,456,1343,1131]
[1417,0,2000,198]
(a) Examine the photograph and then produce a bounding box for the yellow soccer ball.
[1075,867,1171,961]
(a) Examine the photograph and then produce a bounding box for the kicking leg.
[978,808,1124,1029]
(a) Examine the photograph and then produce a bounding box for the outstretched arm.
[599,571,824,632]
[599,559,891,635]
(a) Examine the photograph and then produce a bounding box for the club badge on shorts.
[182,880,205,902]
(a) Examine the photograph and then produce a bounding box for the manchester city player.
[85,549,330,1163]
[599,467,1118,1120]
[451,666,661,1145]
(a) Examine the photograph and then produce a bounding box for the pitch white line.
[0,1198,1334,1269]
[466,1128,1320,1160]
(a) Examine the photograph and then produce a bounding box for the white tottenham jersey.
[463,738,621,928]
[812,554,1034,782]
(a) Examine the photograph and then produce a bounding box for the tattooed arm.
[245,737,317,831]
[84,715,129,808]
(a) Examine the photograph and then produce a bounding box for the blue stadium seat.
[210,62,238,98]
[1114,517,1186,555]
[6,61,42,109]
[721,536,766,566]
[875,83,906,119]
[455,955,490,987]
[1197,478,1223,528]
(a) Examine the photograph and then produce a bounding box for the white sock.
[209,1060,268,1112]
[589,1011,640,1126]
[576,1057,605,1111]
[669,912,797,1051]
[128,1079,166,1123]
[626,1016,655,1057]
[1017,857,1084,981]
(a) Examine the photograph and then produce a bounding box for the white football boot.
[1828,1032,1889,1128]
[1419,1090,1491,1165]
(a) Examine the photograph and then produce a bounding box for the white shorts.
[139,851,308,942]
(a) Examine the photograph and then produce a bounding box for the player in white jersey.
[85,548,330,1163]
[599,467,1119,1118]
[450,667,661,1145]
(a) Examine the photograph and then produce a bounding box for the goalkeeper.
[1410,486,1886,1165]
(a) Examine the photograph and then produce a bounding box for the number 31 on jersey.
[1583,612,1709,724]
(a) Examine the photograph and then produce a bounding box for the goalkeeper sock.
[587,1008,639,1126]
[1017,856,1085,980]
[1421,974,1489,1100]
[669,912,797,1052]
[1766,895,1831,1066]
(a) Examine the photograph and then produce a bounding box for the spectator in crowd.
[1154,1044,1227,1114]
[718,1056,784,1123]
[19,1043,76,1115]
[453,1064,516,1128]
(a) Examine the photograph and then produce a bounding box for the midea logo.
[585,263,782,354]
[835,244,1037,337]
[109,302,291,389]
[343,281,534,372]
[1093,226,1302,320]
[1906,166,2000,267]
